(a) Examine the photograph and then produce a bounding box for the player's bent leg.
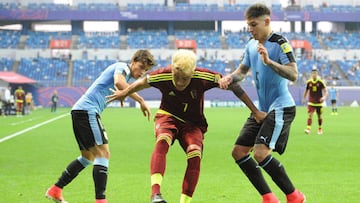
[249,146,280,203]
[46,155,93,202]
[235,153,275,200]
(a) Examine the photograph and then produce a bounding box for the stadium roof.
[0,71,36,84]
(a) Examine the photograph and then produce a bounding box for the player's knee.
[186,144,202,159]
[231,145,249,160]
[156,134,172,146]
[186,144,201,152]
[253,149,270,163]
[96,150,110,159]
[103,150,110,159]
[91,145,110,159]
[81,151,95,162]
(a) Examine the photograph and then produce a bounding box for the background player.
[25,92,33,114]
[303,67,328,135]
[50,90,59,113]
[45,49,156,203]
[14,86,25,117]
[328,82,339,115]
[106,49,266,203]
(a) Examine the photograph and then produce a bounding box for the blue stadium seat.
[175,30,221,49]
[18,58,69,86]
[0,58,14,71]
[0,30,21,48]
[25,31,72,49]
[127,30,169,49]
[224,31,250,49]
[77,32,120,49]
[72,59,116,87]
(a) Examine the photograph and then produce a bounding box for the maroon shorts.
[16,102,23,111]
[154,114,205,151]
[308,105,323,115]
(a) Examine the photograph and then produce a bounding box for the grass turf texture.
[0,107,359,203]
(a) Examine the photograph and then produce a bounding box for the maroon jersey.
[306,77,326,106]
[15,88,25,103]
[147,67,221,128]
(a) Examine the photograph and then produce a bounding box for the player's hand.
[257,43,271,65]
[253,111,267,124]
[302,98,307,106]
[139,101,152,121]
[106,86,126,105]
[219,75,233,89]
[319,96,325,103]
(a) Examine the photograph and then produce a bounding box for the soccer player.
[219,4,305,203]
[106,49,266,203]
[328,82,338,115]
[303,67,328,135]
[50,90,59,113]
[3,85,12,116]
[14,85,25,117]
[25,92,33,114]
[45,49,156,203]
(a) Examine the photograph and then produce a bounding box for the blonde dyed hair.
[171,49,197,75]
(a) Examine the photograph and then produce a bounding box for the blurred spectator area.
[0,30,359,86]
[1,2,359,12]
[1,30,358,50]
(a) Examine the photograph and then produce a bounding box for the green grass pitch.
[0,106,359,202]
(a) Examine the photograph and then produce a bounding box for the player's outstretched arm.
[107,77,152,120]
[229,81,266,123]
[106,77,149,103]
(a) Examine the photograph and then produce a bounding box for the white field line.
[0,113,69,143]
[10,116,43,126]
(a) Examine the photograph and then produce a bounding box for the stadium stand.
[18,58,69,86]
[0,30,21,48]
[127,30,169,49]
[77,31,121,49]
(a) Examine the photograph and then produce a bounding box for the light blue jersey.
[242,33,296,112]
[72,62,131,113]
[328,87,337,100]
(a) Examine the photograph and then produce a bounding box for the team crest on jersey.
[214,74,221,83]
[281,42,292,53]
[190,90,198,99]
[168,91,176,96]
